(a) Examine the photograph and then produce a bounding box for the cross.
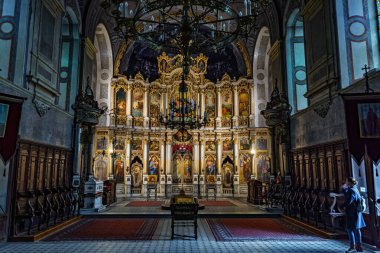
[362,64,374,93]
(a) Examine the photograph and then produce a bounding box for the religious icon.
[256,138,268,150]
[132,90,144,117]
[95,155,108,181]
[116,89,126,115]
[239,154,251,183]
[114,138,125,150]
[150,93,161,116]
[223,164,233,187]
[114,158,125,183]
[96,137,107,150]
[148,156,159,175]
[257,156,270,182]
[132,140,142,150]
[132,164,142,187]
[206,156,216,175]
[239,138,250,150]
[358,103,380,137]
[223,139,233,151]
[150,141,159,151]
[239,90,249,116]
[206,141,216,151]
[205,92,216,118]
[222,92,232,117]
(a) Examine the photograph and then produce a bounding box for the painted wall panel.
[0,39,11,78]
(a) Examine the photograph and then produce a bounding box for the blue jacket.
[343,185,366,229]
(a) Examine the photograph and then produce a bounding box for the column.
[249,83,255,127]
[166,137,172,174]
[233,85,239,127]
[200,89,205,120]
[233,137,239,173]
[160,141,165,175]
[193,136,199,175]
[126,86,133,126]
[143,138,149,174]
[216,88,222,128]
[160,140,166,196]
[199,139,205,196]
[166,137,172,196]
[125,138,132,195]
[217,138,222,175]
[143,87,149,127]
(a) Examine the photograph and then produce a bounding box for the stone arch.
[253,27,271,127]
[94,23,113,126]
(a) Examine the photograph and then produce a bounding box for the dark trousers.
[346,228,362,246]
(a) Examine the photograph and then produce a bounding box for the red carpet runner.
[44,218,159,241]
[125,201,164,207]
[199,200,236,206]
[207,218,321,241]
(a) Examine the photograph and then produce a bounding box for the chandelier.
[101,0,267,130]
[101,0,267,57]
[160,74,209,131]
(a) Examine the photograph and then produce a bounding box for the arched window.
[336,0,380,87]
[58,9,79,112]
[286,9,307,114]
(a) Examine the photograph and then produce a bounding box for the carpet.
[44,218,159,241]
[199,200,236,206]
[125,201,164,207]
[207,218,322,241]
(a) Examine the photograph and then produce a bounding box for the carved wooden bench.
[15,192,35,235]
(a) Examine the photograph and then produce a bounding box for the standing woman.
[343,177,366,252]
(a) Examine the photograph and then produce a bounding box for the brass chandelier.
[101,0,267,131]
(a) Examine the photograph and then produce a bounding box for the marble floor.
[1,198,379,253]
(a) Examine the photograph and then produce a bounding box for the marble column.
[160,141,165,175]
[166,138,172,174]
[125,138,132,195]
[126,86,132,126]
[233,137,239,173]
[233,86,239,127]
[249,83,255,127]
[217,138,222,175]
[216,88,222,128]
[143,138,149,174]
[143,87,149,127]
[200,89,205,120]
[193,137,199,175]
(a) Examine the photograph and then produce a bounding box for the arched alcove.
[253,27,271,127]
[94,23,113,126]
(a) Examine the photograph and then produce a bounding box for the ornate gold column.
[166,137,172,174]
[216,87,222,128]
[249,83,255,127]
[126,85,132,126]
[233,85,239,127]
[143,87,149,127]
[143,138,149,174]
[217,138,222,175]
[233,137,239,172]
[200,89,205,119]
